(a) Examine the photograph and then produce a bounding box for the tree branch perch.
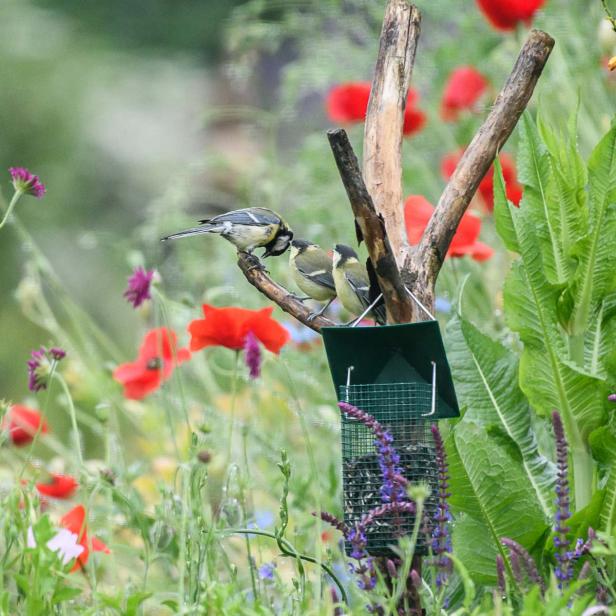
[237,253,336,332]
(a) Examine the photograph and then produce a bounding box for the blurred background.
[1,0,615,405]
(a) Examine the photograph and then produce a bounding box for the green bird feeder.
[322,320,460,557]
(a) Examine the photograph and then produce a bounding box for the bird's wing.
[200,208,280,227]
[344,269,371,307]
[297,254,335,291]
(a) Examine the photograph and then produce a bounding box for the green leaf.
[451,513,500,584]
[448,421,549,580]
[51,587,82,604]
[517,114,569,285]
[537,109,588,257]
[571,125,616,335]
[589,424,616,464]
[125,591,153,616]
[601,464,616,534]
[447,316,555,517]
[493,157,519,252]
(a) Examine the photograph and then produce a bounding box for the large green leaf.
[517,114,569,285]
[601,464,616,534]
[446,316,554,517]
[447,421,549,579]
[571,125,616,335]
[537,110,588,257]
[501,187,606,442]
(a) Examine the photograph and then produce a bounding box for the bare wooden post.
[364,0,421,267]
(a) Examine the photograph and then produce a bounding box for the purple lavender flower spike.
[338,402,407,504]
[552,411,573,588]
[496,555,506,594]
[27,346,66,392]
[123,267,154,308]
[9,167,45,198]
[431,424,453,588]
[244,331,262,379]
[501,537,544,592]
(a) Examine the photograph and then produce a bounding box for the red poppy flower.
[440,66,489,121]
[326,82,425,137]
[3,405,48,446]
[60,505,110,572]
[326,82,372,123]
[441,150,522,211]
[112,328,190,400]
[404,195,493,261]
[476,0,545,31]
[402,88,427,136]
[36,474,78,499]
[188,304,290,354]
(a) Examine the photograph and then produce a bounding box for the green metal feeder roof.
[322,321,460,419]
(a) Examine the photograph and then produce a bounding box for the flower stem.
[54,373,84,467]
[226,351,240,465]
[0,190,22,230]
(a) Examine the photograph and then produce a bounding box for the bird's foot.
[243,253,268,273]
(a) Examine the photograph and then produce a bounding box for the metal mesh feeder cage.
[322,321,460,557]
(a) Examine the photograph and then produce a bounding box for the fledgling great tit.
[332,244,386,325]
[161,207,293,258]
[289,239,336,319]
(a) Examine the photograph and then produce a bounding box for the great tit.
[289,239,336,319]
[161,207,293,257]
[332,244,386,325]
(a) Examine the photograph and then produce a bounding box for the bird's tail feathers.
[161,225,218,241]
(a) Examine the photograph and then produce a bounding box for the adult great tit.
[288,239,336,319]
[332,244,385,325]
[161,207,293,257]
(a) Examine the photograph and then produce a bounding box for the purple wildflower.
[9,167,45,198]
[552,411,572,588]
[244,331,262,379]
[49,347,66,361]
[347,524,376,590]
[501,537,544,592]
[27,346,66,392]
[609,393,616,402]
[123,267,154,308]
[496,555,506,594]
[431,424,453,588]
[339,402,407,503]
[258,562,275,581]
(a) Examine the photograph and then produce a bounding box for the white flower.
[27,526,36,549]
[46,529,84,565]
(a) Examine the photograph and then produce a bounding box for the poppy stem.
[54,373,84,468]
[226,351,240,465]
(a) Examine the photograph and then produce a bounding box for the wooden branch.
[405,29,554,312]
[237,253,336,333]
[328,128,415,324]
[364,0,421,267]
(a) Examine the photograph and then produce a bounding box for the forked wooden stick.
[236,3,554,331]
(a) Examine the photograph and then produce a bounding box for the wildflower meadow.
[2,0,616,614]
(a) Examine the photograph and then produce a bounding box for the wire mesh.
[339,382,438,557]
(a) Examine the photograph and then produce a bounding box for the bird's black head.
[333,243,358,265]
[263,228,294,258]
[290,239,313,253]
